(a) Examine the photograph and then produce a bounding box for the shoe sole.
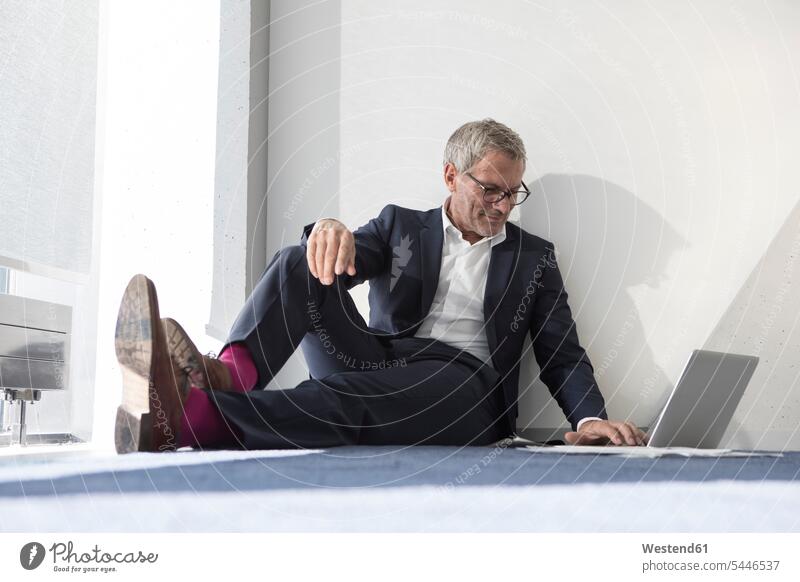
[114,275,184,453]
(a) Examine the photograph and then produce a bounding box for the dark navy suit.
[209,204,607,449]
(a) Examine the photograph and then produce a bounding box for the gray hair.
[443,118,527,172]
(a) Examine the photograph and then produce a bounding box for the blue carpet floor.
[1,446,798,497]
[1,446,799,531]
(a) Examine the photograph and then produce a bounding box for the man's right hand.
[306,218,357,285]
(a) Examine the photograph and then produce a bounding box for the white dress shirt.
[414,202,504,364]
[413,201,600,432]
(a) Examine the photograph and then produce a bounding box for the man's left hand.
[564,419,648,446]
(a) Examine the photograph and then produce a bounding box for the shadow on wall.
[515,174,687,431]
[704,197,800,450]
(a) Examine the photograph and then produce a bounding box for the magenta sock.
[177,387,238,448]
[219,342,258,393]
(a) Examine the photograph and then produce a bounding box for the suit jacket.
[302,204,607,433]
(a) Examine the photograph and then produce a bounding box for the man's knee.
[246,245,313,305]
[263,244,310,280]
[277,244,306,265]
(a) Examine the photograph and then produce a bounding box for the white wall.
[207,0,270,342]
[708,199,800,449]
[207,0,251,341]
[268,0,800,438]
[263,0,342,390]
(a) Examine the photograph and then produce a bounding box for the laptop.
[647,349,758,448]
[500,349,758,450]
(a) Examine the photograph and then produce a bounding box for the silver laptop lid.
[648,350,758,448]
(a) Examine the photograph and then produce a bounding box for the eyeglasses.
[465,172,531,205]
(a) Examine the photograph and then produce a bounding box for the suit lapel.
[484,225,520,359]
[418,207,444,318]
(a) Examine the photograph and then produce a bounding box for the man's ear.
[443,162,458,193]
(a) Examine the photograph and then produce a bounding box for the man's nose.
[491,195,512,215]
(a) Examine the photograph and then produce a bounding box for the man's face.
[444,150,525,241]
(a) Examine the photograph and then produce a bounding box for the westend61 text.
[642,543,708,554]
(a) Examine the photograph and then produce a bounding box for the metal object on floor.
[0,293,71,447]
[0,431,84,448]
[3,388,41,445]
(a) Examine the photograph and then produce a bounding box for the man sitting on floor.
[113,118,647,453]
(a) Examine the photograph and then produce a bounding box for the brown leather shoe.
[162,317,233,391]
[114,274,190,454]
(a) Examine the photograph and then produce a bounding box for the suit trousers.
[206,245,508,449]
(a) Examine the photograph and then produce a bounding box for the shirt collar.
[441,199,507,248]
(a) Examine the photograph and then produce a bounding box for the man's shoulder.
[377,204,439,226]
[507,221,554,252]
[374,206,555,252]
